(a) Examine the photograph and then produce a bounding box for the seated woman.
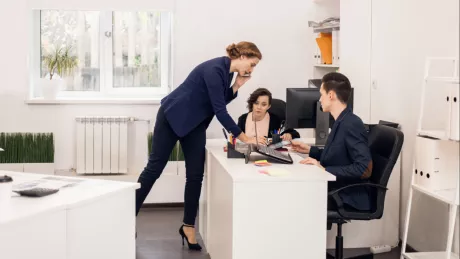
[237,88,300,142]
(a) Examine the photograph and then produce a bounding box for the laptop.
[249,114,294,164]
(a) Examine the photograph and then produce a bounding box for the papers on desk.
[258,168,291,177]
[13,176,83,191]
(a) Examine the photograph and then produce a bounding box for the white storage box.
[414,136,459,191]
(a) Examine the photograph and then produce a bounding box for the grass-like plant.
[0,133,54,163]
[147,132,184,161]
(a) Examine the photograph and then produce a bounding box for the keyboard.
[254,145,293,164]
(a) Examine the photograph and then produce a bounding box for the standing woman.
[135,41,265,251]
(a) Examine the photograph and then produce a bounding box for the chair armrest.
[328,183,388,219]
[329,191,344,210]
[328,183,387,197]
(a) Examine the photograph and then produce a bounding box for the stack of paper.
[308,17,340,28]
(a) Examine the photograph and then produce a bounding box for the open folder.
[316,32,333,64]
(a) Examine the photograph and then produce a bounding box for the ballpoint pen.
[222,128,228,140]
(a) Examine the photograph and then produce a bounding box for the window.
[32,10,172,100]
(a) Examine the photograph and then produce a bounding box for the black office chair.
[268,99,286,122]
[326,124,404,259]
[364,120,400,133]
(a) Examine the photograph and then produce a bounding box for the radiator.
[76,116,130,174]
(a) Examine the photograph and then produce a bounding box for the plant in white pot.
[40,46,78,99]
[0,133,55,174]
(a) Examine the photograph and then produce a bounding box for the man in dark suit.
[292,72,373,211]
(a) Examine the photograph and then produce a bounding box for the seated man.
[291,72,373,212]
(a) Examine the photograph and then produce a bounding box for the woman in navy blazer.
[135,42,265,250]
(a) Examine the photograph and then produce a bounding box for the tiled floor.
[136,207,402,259]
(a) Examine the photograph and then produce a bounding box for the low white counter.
[0,171,139,259]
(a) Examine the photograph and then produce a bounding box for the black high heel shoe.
[179,224,202,251]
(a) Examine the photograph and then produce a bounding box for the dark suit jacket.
[237,112,300,139]
[161,57,241,137]
[309,108,373,211]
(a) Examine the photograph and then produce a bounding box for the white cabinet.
[340,0,460,254]
[329,0,400,249]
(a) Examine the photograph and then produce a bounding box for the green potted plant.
[40,46,78,99]
[147,133,185,175]
[0,133,55,174]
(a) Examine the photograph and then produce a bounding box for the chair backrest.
[368,124,404,217]
[268,99,286,121]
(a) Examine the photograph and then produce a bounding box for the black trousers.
[136,106,206,225]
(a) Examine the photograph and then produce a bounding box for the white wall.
[340,0,372,122]
[0,0,337,171]
[367,0,459,252]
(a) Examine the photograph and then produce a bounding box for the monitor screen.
[285,87,354,129]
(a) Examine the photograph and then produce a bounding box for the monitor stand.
[315,102,329,146]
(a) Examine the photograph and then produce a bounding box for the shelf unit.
[403,252,459,259]
[417,130,450,141]
[412,184,459,206]
[314,64,340,68]
[311,22,340,78]
[401,57,460,259]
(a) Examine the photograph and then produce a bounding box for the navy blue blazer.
[161,57,241,138]
[309,108,373,211]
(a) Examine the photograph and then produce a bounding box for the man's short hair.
[322,72,352,103]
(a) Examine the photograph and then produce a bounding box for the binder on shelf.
[316,32,332,64]
[414,136,459,191]
[332,30,340,66]
[315,33,322,64]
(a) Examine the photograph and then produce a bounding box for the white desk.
[199,139,335,259]
[0,171,139,259]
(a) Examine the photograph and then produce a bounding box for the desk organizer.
[227,142,245,159]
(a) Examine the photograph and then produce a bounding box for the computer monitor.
[285,87,354,145]
[308,79,322,88]
[285,88,321,129]
[286,88,354,128]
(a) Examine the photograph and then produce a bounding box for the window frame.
[29,9,173,101]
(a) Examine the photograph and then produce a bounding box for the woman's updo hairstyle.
[226,41,262,60]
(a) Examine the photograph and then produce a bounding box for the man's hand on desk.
[291,141,310,154]
[299,157,325,170]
